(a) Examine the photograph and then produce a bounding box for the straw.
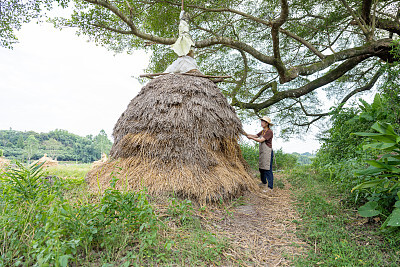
[86,74,257,203]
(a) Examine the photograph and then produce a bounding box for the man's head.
[260,116,274,127]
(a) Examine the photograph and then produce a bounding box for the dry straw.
[36,154,58,167]
[86,74,257,202]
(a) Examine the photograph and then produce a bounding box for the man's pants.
[259,151,274,189]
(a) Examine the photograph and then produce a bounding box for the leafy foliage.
[352,122,400,228]
[0,162,229,266]
[316,94,395,165]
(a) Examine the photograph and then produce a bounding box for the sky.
[0,20,321,154]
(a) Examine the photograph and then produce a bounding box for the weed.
[286,166,400,266]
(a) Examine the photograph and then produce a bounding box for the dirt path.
[204,174,308,266]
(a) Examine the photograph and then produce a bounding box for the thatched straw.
[86,74,257,202]
[37,154,58,167]
[92,153,108,168]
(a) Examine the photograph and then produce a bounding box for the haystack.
[0,157,10,168]
[37,154,58,167]
[92,153,108,168]
[86,74,257,202]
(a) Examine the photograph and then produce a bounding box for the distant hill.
[0,129,112,163]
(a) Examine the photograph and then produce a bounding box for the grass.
[44,163,92,180]
[285,166,400,266]
[0,162,230,266]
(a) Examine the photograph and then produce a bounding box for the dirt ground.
[203,174,308,266]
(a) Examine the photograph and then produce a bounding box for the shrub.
[352,122,400,229]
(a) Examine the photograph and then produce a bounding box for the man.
[246,116,274,192]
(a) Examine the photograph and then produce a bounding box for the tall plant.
[352,122,400,228]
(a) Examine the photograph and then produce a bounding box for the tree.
[0,0,69,48]
[17,135,25,149]
[43,138,62,159]
[25,135,39,162]
[3,0,400,134]
[94,129,112,156]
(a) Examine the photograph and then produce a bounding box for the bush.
[239,142,259,170]
[352,122,400,229]
[274,148,298,170]
[0,162,159,266]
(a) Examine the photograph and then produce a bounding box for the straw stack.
[37,154,58,167]
[92,153,108,168]
[0,157,10,169]
[86,74,257,202]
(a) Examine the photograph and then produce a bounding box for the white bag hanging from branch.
[170,0,195,57]
[141,0,231,80]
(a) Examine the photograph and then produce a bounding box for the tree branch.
[271,0,290,83]
[295,38,393,76]
[297,67,383,118]
[339,0,371,39]
[232,55,370,111]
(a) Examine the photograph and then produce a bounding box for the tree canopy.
[0,129,112,162]
[3,0,400,134]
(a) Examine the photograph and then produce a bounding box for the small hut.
[86,74,257,202]
[37,154,58,167]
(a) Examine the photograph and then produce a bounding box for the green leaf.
[363,142,398,150]
[352,179,383,191]
[387,208,400,227]
[394,201,400,208]
[59,255,72,267]
[354,167,382,176]
[358,201,381,217]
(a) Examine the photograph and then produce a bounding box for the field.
[1,157,399,266]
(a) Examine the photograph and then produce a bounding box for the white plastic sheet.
[165,56,199,73]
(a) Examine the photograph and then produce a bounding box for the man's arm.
[247,135,266,143]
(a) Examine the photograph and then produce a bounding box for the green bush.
[239,142,259,170]
[240,143,298,170]
[0,162,159,266]
[352,122,400,229]
[0,162,230,266]
[274,148,298,170]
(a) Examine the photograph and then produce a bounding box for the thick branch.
[340,0,371,39]
[361,0,373,25]
[375,17,400,35]
[295,38,393,76]
[271,0,290,83]
[84,0,175,44]
[89,23,134,34]
[298,67,382,118]
[232,55,369,111]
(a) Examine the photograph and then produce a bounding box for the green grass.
[286,166,400,266]
[0,162,230,266]
[44,163,92,180]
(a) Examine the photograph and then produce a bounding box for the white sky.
[0,21,321,154]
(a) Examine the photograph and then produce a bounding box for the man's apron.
[259,141,272,170]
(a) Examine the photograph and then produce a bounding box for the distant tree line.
[0,129,113,163]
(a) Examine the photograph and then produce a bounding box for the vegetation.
[0,162,229,266]
[240,142,313,170]
[353,122,400,228]
[286,166,400,266]
[0,129,112,163]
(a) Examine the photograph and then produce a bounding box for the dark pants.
[259,150,274,189]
